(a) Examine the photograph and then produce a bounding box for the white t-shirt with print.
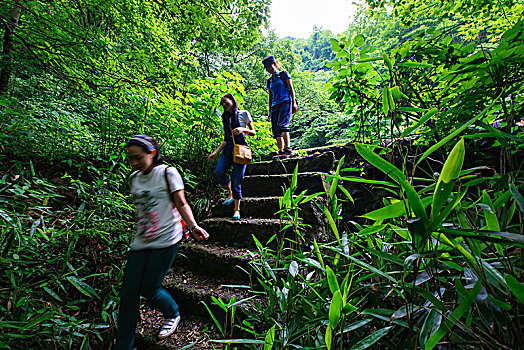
[129,164,185,250]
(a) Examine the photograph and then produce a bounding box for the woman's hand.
[232,127,245,135]
[191,225,209,242]
[292,102,298,114]
[207,152,217,161]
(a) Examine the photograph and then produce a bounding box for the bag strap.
[279,70,290,91]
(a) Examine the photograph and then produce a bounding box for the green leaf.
[66,276,99,299]
[382,90,389,115]
[264,325,276,350]
[330,155,345,199]
[431,138,465,221]
[504,274,524,304]
[362,197,432,221]
[383,52,393,70]
[326,265,340,294]
[509,182,524,213]
[353,34,365,47]
[325,325,333,350]
[417,93,502,165]
[329,291,343,328]
[401,108,438,137]
[330,38,342,52]
[349,326,393,350]
[419,309,442,347]
[398,62,433,68]
[480,190,500,231]
[355,143,428,225]
[425,280,481,350]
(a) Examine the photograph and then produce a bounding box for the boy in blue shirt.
[263,55,298,158]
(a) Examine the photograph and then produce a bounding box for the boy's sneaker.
[272,150,285,159]
[282,147,294,157]
[158,315,181,339]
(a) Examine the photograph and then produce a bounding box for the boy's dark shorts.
[271,100,292,138]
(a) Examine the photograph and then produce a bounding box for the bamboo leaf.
[325,325,333,350]
[349,326,393,350]
[263,325,276,350]
[329,291,343,328]
[326,265,340,294]
[425,280,481,350]
[504,274,524,304]
[417,93,502,164]
[355,143,428,225]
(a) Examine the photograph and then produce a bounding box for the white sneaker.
[158,315,181,339]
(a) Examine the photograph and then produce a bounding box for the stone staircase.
[137,144,387,348]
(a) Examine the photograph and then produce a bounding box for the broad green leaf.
[355,143,428,225]
[325,325,333,350]
[480,191,500,231]
[330,38,342,52]
[509,182,524,213]
[419,309,442,346]
[382,90,389,115]
[349,326,393,350]
[66,276,99,299]
[383,52,392,70]
[362,196,432,221]
[387,88,395,110]
[425,280,481,350]
[504,274,524,304]
[330,155,345,199]
[417,93,502,164]
[430,139,465,228]
[442,228,524,245]
[323,206,341,246]
[329,290,343,328]
[264,325,276,350]
[398,62,433,68]
[353,34,365,47]
[326,265,340,294]
[477,121,509,149]
[326,174,397,187]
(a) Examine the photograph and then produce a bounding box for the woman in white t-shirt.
[114,135,209,350]
[208,94,256,220]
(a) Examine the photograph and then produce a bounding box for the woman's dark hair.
[125,134,163,165]
[221,94,239,120]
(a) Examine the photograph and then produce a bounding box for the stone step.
[136,313,225,349]
[200,217,291,248]
[210,196,327,225]
[303,143,358,161]
[163,266,260,320]
[174,241,257,283]
[246,151,335,176]
[242,172,328,197]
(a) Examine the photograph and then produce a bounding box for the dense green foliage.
[1,0,523,348]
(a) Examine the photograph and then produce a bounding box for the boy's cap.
[262,56,276,68]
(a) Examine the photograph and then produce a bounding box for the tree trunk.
[0,1,22,95]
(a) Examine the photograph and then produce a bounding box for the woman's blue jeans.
[115,243,180,350]
[215,142,246,200]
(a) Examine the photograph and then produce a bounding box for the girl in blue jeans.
[115,135,209,350]
[208,94,256,220]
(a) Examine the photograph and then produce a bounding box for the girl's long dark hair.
[221,94,239,121]
[125,134,163,165]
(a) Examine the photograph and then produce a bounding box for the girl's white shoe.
[158,315,181,339]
